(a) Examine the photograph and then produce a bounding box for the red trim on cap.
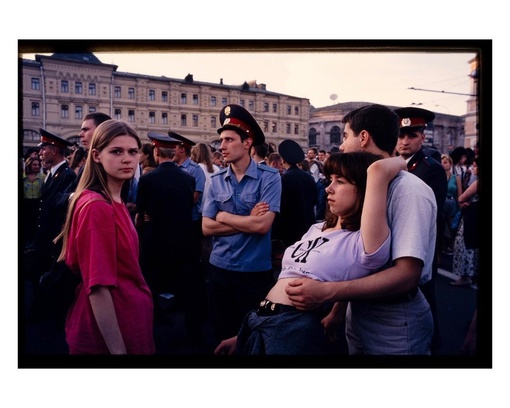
[151,139,179,148]
[40,135,67,148]
[400,117,427,128]
[222,117,252,134]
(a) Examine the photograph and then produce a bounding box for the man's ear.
[245,138,254,151]
[359,130,370,148]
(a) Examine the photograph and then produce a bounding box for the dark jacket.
[272,165,318,248]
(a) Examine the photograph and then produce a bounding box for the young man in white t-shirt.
[286,104,436,355]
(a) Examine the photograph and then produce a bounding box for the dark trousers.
[207,264,275,344]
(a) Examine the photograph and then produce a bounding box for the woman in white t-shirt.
[214,152,406,355]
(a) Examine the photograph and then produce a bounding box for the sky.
[22,49,476,116]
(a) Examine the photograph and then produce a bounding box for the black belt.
[369,288,419,305]
[256,299,298,316]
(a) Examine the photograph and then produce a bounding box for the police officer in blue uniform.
[202,104,282,344]
[395,107,447,354]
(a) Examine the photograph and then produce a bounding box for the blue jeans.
[236,308,341,355]
[345,289,433,355]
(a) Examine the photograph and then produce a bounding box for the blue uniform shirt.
[179,157,206,221]
[202,159,282,272]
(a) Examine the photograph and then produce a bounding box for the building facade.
[21,53,311,154]
[463,56,479,149]
[309,101,466,155]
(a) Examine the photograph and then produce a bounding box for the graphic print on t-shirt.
[291,237,330,263]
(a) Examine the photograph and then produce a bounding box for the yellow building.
[20,53,311,153]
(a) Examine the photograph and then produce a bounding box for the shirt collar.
[224,158,259,181]
[50,160,67,176]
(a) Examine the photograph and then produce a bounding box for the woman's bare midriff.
[265,277,311,305]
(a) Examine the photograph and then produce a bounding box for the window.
[89,83,96,95]
[162,112,168,125]
[264,103,269,112]
[114,86,121,98]
[210,116,216,128]
[149,111,156,124]
[181,93,187,104]
[89,107,96,113]
[294,124,299,135]
[240,99,245,107]
[308,128,317,146]
[75,106,83,119]
[248,101,254,111]
[286,105,291,115]
[61,80,69,93]
[181,114,187,127]
[192,115,199,127]
[149,90,155,101]
[263,121,269,132]
[31,102,40,116]
[222,97,228,106]
[75,82,83,94]
[162,91,168,102]
[31,78,40,90]
[61,105,69,118]
[24,130,41,142]
[128,110,135,122]
[210,96,217,107]
[273,104,278,113]
[272,122,277,133]
[114,109,121,120]
[286,124,291,134]
[128,88,135,99]
[193,94,199,105]
[330,126,341,145]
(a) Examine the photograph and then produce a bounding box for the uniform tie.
[44,171,53,184]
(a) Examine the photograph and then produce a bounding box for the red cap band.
[222,117,252,134]
[400,117,427,128]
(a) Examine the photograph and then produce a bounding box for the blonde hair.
[441,154,453,166]
[55,120,141,261]
[191,142,215,173]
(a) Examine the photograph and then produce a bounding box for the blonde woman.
[55,120,155,354]
[191,142,220,204]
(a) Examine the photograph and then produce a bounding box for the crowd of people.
[21,103,480,357]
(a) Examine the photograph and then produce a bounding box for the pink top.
[65,190,155,354]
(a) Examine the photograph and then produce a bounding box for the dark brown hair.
[322,151,383,231]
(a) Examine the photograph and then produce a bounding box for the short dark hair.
[84,112,111,127]
[449,146,467,164]
[253,142,269,158]
[342,104,399,156]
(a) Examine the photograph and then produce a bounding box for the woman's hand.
[214,336,238,355]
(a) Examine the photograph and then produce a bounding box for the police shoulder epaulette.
[211,168,227,177]
[423,156,436,166]
[258,164,278,174]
